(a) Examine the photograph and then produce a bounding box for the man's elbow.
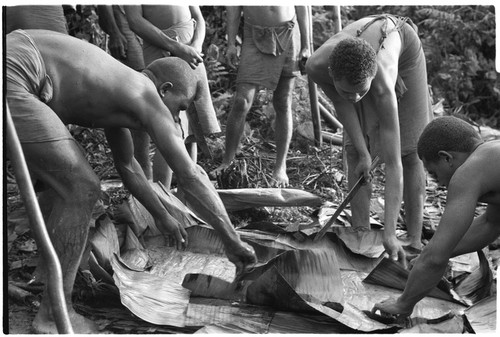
[305,56,321,82]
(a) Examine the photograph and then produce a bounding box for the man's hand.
[383,236,407,268]
[354,155,372,183]
[173,43,204,69]
[372,297,413,319]
[154,216,188,250]
[225,45,239,70]
[108,32,128,60]
[225,241,257,277]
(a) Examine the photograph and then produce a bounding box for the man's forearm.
[97,5,120,36]
[125,7,181,53]
[398,250,449,310]
[225,6,242,47]
[178,166,242,247]
[383,162,404,239]
[117,159,169,221]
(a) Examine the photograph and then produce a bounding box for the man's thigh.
[21,139,96,198]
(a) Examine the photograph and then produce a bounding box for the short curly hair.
[417,116,483,162]
[328,38,378,84]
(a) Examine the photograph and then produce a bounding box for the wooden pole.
[5,105,74,334]
[307,6,322,147]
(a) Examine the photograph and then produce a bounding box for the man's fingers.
[174,227,188,250]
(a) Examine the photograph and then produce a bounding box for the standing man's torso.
[242,6,295,26]
[141,5,192,29]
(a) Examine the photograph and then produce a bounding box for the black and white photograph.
[2,1,499,334]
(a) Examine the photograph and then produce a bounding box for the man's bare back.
[28,30,154,130]
[461,140,500,205]
[242,6,296,26]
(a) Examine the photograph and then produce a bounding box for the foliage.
[64,5,107,50]
[414,6,498,127]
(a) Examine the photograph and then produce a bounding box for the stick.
[314,156,380,242]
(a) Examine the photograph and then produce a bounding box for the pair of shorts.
[6,29,72,144]
[236,19,300,90]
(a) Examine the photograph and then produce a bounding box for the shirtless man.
[212,6,310,187]
[306,15,432,263]
[126,5,219,188]
[6,29,257,333]
[373,116,500,319]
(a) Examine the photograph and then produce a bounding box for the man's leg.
[346,147,372,229]
[271,76,295,187]
[131,130,152,180]
[402,152,425,249]
[152,142,196,188]
[152,109,195,188]
[22,139,100,334]
[213,83,257,173]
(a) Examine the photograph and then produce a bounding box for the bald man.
[6,29,256,334]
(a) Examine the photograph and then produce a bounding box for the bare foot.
[32,309,99,334]
[271,169,289,188]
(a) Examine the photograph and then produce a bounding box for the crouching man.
[6,29,257,333]
[373,116,500,319]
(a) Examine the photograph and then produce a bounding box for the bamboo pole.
[307,6,322,147]
[318,102,342,131]
[5,104,74,334]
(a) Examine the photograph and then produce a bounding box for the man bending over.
[6,29,257,334]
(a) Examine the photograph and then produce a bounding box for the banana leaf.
[363,257,462,303]
[111,254,190,327]
[464,295,497,333]
[216,188,323,211]
[454,249,493,305]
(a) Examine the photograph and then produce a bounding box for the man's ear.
[159,82,173,98]
[438,150,453,163]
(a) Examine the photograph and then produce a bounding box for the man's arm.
[189,6,206,53]
[104,126,188,247]
[295,6,311,59]
[389,175,481,313]
[225,6,242,69]
[125,5,203,69]
[371,77,404,262]
[97,5,127,59]
[369,33,406,262]
[135,91,256,272]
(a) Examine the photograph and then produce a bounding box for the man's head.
[329,38,377,102]
[417,116,483,186]
[144,57,216,129]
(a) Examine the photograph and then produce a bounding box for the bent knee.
[232,94,254,112]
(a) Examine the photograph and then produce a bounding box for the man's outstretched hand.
[372,297,413,321]
[226,241,257,277]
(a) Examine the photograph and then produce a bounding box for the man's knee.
[232,93,254,113]
[71,171,101,205]
[402,151,423,168]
